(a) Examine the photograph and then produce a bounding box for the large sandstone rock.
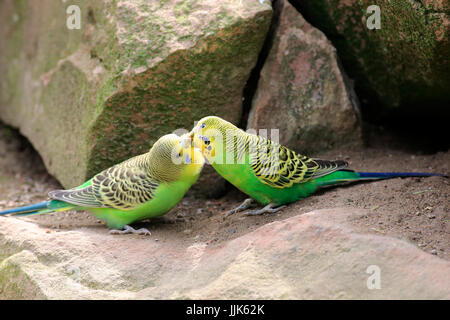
[293,0,450,118]
[0,0,272,190]
[1,208,448,299]
[248,0,361,154]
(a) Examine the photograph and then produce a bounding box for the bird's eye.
[178,151,182,158]
[200,123,206,129]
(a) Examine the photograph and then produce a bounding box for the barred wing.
[49,160,159,210]
[247,135,348,189]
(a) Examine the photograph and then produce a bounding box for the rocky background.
[1,0,449,191]
[0,0,449,299]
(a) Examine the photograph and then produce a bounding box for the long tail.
[0,200,74,217]
[316,170,447,187]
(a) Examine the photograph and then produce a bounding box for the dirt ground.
[0,122,448,260]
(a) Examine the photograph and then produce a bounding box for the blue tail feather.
[0,201,50,216]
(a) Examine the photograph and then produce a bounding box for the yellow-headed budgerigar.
[188,116,447,217]
[0,134,204,234]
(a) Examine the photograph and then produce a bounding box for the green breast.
[88,179,196,229]
[212,161,318,206]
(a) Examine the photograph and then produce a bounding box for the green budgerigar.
[0,134,204,234]
[189,116,447,216]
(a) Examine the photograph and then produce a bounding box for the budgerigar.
[188,116,447,216]
[0,134,204,234]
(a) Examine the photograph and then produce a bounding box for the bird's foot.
[224,198,257,218]
[243,203,286,216]
[109,225,151,236]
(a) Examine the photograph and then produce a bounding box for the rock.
[0,0,272,191]
[247,0,361,154]
[293,0,450,118]
[1,207,449,299]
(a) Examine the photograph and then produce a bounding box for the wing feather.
[49,154,160,210]
[91,165,159,210]
[247,135,348,189]
[49,186,105,207]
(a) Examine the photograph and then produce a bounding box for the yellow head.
[189,116,241,164]
[149,133,204,181]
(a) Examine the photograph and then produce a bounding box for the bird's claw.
[224,198,257,218]
[109,225,151,236]
[243,204,286,216]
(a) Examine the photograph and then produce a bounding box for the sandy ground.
[0,122,448,260]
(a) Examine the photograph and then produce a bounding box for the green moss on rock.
[0,0,272,189]
[0,252,47,299]
[293,0,450,117]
